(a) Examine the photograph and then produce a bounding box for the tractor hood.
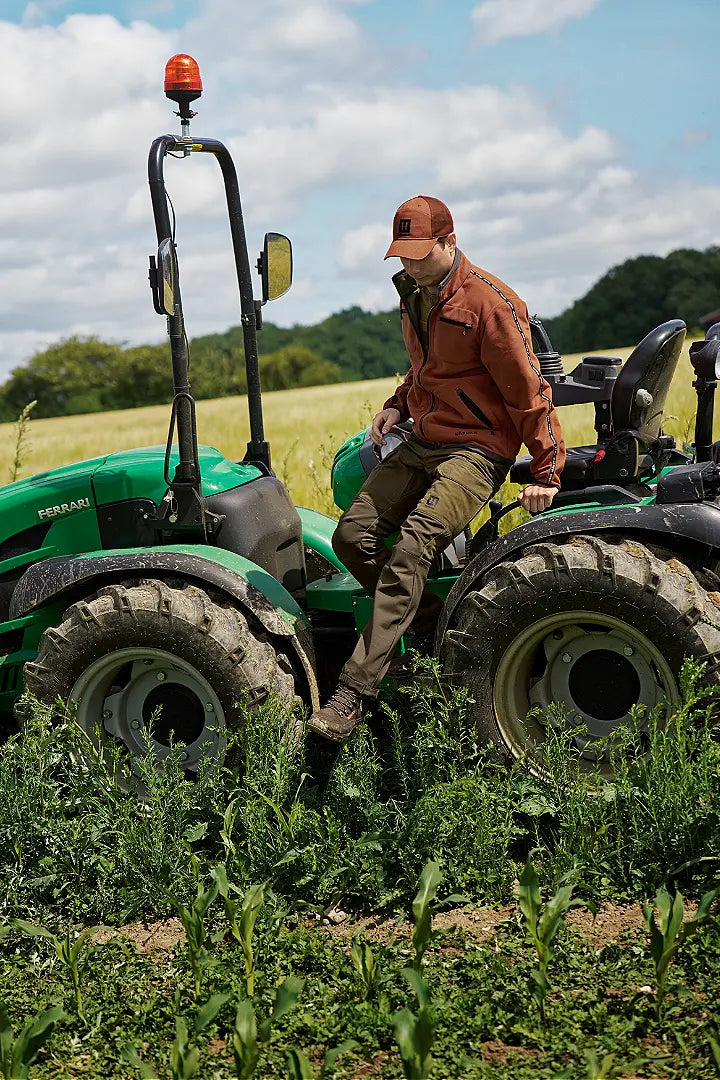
[0,446,262,552]
[92,445,262,506]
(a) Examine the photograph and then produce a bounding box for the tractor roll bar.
[148,135,269,470]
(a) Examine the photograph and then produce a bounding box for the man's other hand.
[370,407,402,446]
[517,484,556,514]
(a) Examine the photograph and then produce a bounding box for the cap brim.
[383,237,438,260]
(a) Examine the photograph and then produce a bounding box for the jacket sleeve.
[481,301,566,487]
[383,368,413,421]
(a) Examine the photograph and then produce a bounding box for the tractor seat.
[510,445,600,485]
[510,319,687,490]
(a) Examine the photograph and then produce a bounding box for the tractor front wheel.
[441,536,720,774]
[18,579,297,788]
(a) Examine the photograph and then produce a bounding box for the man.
[308,195,566,742]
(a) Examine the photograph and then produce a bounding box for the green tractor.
[3,54,720,782]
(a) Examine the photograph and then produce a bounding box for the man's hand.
[517,484,556,514]
[370,407,402,446]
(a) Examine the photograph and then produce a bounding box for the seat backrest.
[611,319,686,439]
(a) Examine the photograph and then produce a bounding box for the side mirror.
[157,237,179,316]
[257,232,292,302]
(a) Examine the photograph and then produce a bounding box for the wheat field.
[0,340,708,514]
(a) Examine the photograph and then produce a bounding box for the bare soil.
[91,898,690,957]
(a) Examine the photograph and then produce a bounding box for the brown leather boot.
[307,683,365,743]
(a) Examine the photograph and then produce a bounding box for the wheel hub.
[69,648,226,783]
[493,611,677,763]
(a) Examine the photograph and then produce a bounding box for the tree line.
[1,247,717,420]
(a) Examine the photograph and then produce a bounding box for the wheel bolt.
[103,709,112,720]
[156,671,167,682]
[552,630,563,640]
[623,646,634,656]
[562,653,573,664]
[205,702,214,712]
[131,719,141,729]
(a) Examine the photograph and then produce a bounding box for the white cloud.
[0,0,718,384]
[471,0,603,45]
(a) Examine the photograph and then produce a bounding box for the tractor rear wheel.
[18,579,298,789]
[441,535,720,775]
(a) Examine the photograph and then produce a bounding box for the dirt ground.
[90,899,669,956]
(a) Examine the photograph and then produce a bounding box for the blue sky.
[1,0,719,377]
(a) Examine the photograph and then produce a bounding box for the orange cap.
[384,195,454,260]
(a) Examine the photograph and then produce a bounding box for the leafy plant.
[285,1040,358,1079]
[392,968,435,1080]
[349,935,377,999]
[517,861,590,1022]
[211,865,265,996]
[0,1002,63,1080]
[14,920,96,1019]
[410,861,442,972]
[173,876,220,1001]
[231,976,304,1079]
[123,993,229,1079]
[642,883,720,1018]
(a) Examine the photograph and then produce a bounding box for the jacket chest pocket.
[432,308,479,365]
[439,315,473,335]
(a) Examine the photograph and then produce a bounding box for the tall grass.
[1,659,718,928]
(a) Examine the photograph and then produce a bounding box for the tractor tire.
[17,579,298,788]
[441,535,720,774]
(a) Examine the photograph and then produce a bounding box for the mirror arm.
[147,135,200,491]
[148,255,164,316]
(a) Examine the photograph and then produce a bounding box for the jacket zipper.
[455,388,495,434]
[403,296,439,440]
[440,316,472,335]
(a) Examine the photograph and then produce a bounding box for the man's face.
[400,236,456,287]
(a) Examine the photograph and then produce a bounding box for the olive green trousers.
[333,436,509,697]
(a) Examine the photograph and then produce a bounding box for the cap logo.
[397,218,412,235]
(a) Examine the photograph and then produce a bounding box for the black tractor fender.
[438,500,720,642]
[9,549,320,710]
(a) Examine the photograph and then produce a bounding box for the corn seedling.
[211,865,265,996]
[285,1040,358,1079]
[392,968,435,1080]
[642,884,720,1019]
[709,1032,720,1075]
[14,920,96,1019]
[123,992,230,1079]
[173,876,220,1001]
[0,1002,63,1080]
[350,936,377,999]
[517,861,590,1023]
[219,796,243,862]
[232,976,304,1079]
[410,861,442,972]
[8,400,37,484]
[583,1049,618,1078]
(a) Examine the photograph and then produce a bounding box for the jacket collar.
[392,249,472,305]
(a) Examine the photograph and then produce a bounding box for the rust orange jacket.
[383,252,566,488]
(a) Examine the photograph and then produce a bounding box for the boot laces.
[326,684,361,717]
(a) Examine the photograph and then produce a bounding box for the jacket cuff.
[383,395,409,420]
